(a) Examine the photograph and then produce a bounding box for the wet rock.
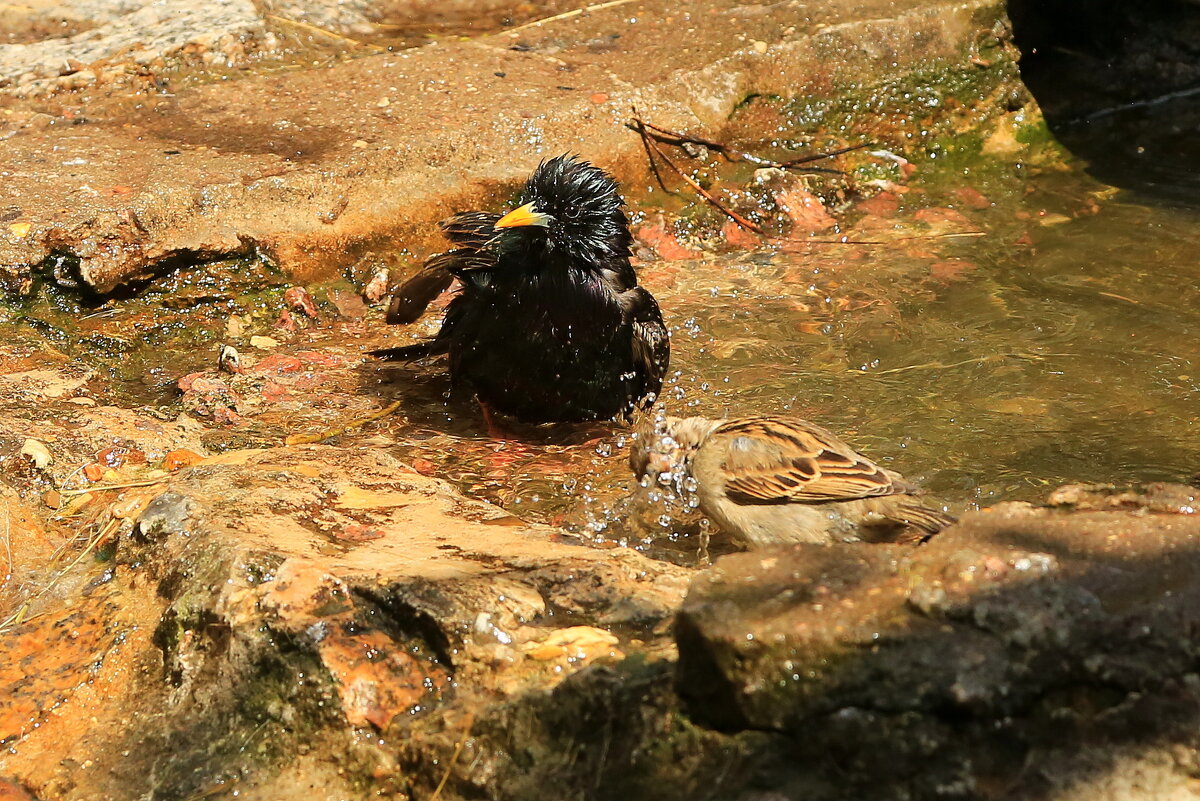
[361,265,391,304]
[0,445,690,798]
[0,367,93,402]
[773,186,837,234]
[0,778,36,801]
[0,0,269,93]
[1046,481,1200,514]
[283,286,319,320]
[16,440,51,471]
[857,189,903,218]
[327,288,367,319]
[264,0,567,38]
[633,216,704,261]
[0,0,1019,294]
[10,433,1200,799]
[132,491,195,543]
[953,186,992,210]
[676,485,1200,797]
[929,259,977,283]
[0,487,67,618]
[720,218,762,249]
[0,372,211,501]
[175,344,375,434]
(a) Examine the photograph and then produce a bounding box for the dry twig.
[60,477,169,496]
[635,116,865,172]
[266,14,384,51]
[632,113,765,234]
[852,352,1050,377]
[1,501,12,588]
[628,109,987,245]
[430,712,477,801]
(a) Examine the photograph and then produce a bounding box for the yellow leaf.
[520,626,622,662]
[333,484,412,509]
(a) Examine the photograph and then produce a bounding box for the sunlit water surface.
[6,133,1200,565]
[374,158,1200,561]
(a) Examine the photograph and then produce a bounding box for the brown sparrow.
[630,415,954,549]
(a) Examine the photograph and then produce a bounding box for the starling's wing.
[382,211,500,325]
[385,256,454,325]
[373,213,501,358]
[442,249,497,279]
[370,292,469,361]
[440,212,502,248]
[384,247,499,325]
[712,417,900,504]
[624,287,670,409]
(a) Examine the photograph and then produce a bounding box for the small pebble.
[224,315,246,339]
[20,438,53,469]
[363,266,390,304]
[284,286,320,319]
[217,344,242,374]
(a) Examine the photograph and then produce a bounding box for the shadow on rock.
[1009,0,1200,205]
[673,482,1200,800]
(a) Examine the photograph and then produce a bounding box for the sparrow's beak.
[636,451,677,487]
[646,452,673,477]
[494,202,554,229]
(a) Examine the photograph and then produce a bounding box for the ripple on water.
[7,134,1200,562]
[375,162,1200,557]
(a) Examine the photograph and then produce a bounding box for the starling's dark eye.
[563,205,582,220]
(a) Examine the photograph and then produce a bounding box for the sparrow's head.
[629,415,720,488]
[494,155,632,269]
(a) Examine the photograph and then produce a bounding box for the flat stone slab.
[0,0,1004,293]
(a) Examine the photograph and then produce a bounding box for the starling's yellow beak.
[494,202,553,229]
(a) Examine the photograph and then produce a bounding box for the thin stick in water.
[504,0,638,35]
[285,400,404,445]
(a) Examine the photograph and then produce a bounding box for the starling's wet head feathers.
[373,154,668,423]
[507,154,632,268]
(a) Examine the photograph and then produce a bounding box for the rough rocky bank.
[6,0,1198,800]
[0,0,1016,293]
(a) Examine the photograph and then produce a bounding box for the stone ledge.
[0,0,1008,294]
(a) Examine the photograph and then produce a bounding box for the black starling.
[370,155,669,423]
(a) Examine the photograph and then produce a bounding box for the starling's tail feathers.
[368,340,448,361]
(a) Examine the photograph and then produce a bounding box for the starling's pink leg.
[477,397,516,440]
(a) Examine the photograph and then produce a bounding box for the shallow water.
[1052,89,1200,206]
[360,146,1200,561]
[6,123,1200,562]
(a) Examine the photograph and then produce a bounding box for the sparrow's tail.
[888,501,956,541]
[367,340,447,361]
